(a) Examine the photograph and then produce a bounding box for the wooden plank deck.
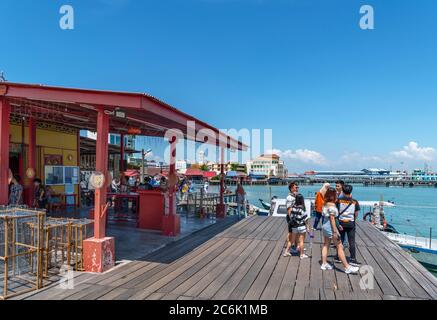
[14,216,437,300]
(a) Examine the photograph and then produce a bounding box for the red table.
[107,192,140,214]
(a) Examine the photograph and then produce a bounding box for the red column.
[83,108,115,273]
[27,117,36,205]
[162,136,180,236]
[119,134,125,174]
[216,148,226,218]
[94,109,109,239]
[0,98,10,205]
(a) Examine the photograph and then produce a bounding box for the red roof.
[304,171,316,175]
[0,82,248,151]
[203,171,217,179]
[124,170,140,177]
[185,169,205,177]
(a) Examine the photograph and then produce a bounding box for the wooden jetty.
[14,216,437,300]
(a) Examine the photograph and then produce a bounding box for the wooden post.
[216,148,226,218]
[162,135,180,236]
[83,108,115,273]
[28,117,37,206]
[0,98,10,205]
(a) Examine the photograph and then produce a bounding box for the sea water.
[210,184,437,238]
[260,185,437,239]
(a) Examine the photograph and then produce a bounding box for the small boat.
[259,199,271,210]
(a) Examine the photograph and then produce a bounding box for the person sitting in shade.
[9,175,23,206]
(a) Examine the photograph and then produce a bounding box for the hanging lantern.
[89,171,105,189]
[26,168,36,179]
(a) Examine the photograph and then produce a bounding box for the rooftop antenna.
[0,71,6,82]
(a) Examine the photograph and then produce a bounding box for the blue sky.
[1,0,436,172]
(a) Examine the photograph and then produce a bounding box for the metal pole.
[141,149,145,182]
[430,227,432,249]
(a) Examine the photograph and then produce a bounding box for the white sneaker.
[283,252,292,257]
[321,263,333,271]
[300,254,309,260]
[345,265,360,274]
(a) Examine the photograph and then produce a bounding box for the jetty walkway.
[15,216,437,300]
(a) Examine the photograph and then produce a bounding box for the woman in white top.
[320,188,359,274]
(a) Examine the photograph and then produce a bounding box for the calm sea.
[210,184,437,239]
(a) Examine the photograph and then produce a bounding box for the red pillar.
[27,117,37,205]
[162,136,180,236]
[216,148,226,218]
[119,134,125,174]
[0,98,10,205]
[83,108,115,273]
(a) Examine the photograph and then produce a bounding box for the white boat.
[269,198,313,218]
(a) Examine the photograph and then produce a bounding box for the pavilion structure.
[0,82,247,273]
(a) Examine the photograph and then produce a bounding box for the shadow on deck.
[13,216,437,300]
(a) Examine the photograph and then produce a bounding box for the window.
[45,166,64,185]
[45,166,80,185]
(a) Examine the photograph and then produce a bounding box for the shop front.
[9,117,80,206]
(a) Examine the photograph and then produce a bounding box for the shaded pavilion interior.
[0,82,247,272]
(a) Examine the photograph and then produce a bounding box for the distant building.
[208,162,246,175]
[81,131,136,149]
[176,160,188,174]
[412,170,437,181]
[246,154,288,178]
[304,169,404,180]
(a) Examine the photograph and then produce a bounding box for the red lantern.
[127,128,141,135]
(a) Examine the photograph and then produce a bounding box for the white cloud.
[391,142,436,162]
[268,148,327,165]
[340,152,382,163]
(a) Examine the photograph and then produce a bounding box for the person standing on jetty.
[320,187,359,274]
[236,180,247,220]
[336,184,361,266]
[284,182,299,256]
[313,183,330,230]
[285,194,310,259]
[335,180,345,197]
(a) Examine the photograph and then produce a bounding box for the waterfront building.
[176,160,188,174]
[303,169,405,181]
[81,131,136,149]
[412,169,437,181]
[246,154,288,178]
[208,162,246,175]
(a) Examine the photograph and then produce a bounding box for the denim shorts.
[322,221,334,239]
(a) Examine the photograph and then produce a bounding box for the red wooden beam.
[0,98,11,205]
[94,108,110,239]
[27,117,37,206]
[83,108,115,273]
[4,83,142,109]
[216,147,226,219]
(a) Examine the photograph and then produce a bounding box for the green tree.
[230,163,239,172]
